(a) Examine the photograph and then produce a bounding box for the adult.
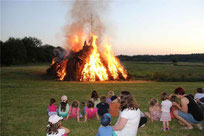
[113,91,141,136]
[173,87,203,130]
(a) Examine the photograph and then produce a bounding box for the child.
[48,98,58,117]
[109,95,120,117]
[96,113,115,136]
[106,91,115,104]
[90,90,100,107]
[96,95,109,117]
[194,88,204,105]
[59,95,69,118]
[66,100,80,122]
[84,100,99,122]
[169,94,179,119]
[144,98,161,122]
[160,92,172,131]
[46,115,70,136]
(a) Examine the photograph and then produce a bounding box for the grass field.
[1,63,204,136]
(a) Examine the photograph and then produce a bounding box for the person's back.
[109,96,120,117]
[97,102,109,117]
[86,107,97,119]
[97,126,113,136]
[59,102,69,117]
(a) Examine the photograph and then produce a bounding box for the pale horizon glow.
[1,0,204,55]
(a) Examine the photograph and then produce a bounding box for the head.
[149,98,159,107]
[61,95,68,103]
[108,91,115,98]
[91,90,99,100]
[101,113,111,126]
[111,95,118,103]
[196,88,203,93]
[100,95,106,103]
[161,92,169,101]
[46,115,63,135]
[120,91,138,111]
[72,100,79,108]
[174,87,185,97]
[87,100,94,108]
[50,98,56,106]
[169,94,179,103]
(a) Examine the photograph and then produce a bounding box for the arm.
[77,110,80,122]
[113,117,128,131]
[66,107,71,119]
[173,98,188,113]
[96,111,100,120]
[149,108,154,122]
[84,112,87,122]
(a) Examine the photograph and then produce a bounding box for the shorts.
[178,110,200,124]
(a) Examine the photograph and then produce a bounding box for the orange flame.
[81,35,109,81]
[56,59,68,80]
[103,42,128,79]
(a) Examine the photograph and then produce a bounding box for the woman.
[173,87,203,130]
[113,91,141,136]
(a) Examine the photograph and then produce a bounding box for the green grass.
[1,64,204,136]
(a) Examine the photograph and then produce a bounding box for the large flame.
[56,59,68,80]
[81,35,109,81]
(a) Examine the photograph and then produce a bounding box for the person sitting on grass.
[106,91,115,104]
[96,95,109,117]
[90,90,101,107]
[169,94,179,119]
[144,98,161,122]
[96,113,117,136]
[59,95,69,118]
[66,100,81,122]
[173,87,203,130]
[46,115,70,136]
[109,95,120,117]
[48,98,58,117]
[84,100,99,122]
[194,88,204,106]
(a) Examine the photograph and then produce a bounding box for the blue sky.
[1,0,204,55]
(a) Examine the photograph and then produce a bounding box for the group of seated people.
[46,87,204,136]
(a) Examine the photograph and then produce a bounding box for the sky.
[1,0,204,55]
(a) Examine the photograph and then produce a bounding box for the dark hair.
[169,95,179,103]
[50,98,56,106]
[161,92,168,100]
[174,87,185,95]
[46,122,60,135]
[87,100,94,108]
[91,90,99,100]
[149,98,158,106]
[196,88,203,93]
[120,91,138,111]
[72,100,79,108]
[60,102,67,112]
[100,95,106,103]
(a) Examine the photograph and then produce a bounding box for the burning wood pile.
[47,35,131,81]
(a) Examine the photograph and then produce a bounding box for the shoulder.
[57,129,65,135]
[121,108,140,117]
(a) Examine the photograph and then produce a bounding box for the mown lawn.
[1,64,204,136]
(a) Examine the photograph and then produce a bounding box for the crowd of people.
[46,87,204,136]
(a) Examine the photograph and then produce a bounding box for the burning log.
[46,36,131,81]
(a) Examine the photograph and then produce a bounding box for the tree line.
[117,54,204,63]
[0,37,57,66]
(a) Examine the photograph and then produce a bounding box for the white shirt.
[194,93,204,104]
[47,129,65,136]
[115,108,141,136]
[161,100,172,113]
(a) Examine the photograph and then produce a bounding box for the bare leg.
[166,121,169,129]
[144,112,150,119]
[163,121,166,129]
[173,110,192,128]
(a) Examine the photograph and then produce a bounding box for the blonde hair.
[108,91,115,98]
[149,98,158,107]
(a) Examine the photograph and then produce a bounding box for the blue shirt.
[96,126,113,136]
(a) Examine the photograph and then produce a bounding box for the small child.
[144,98,161,122]
[169,94,179,119]
[106,91,115,104]
[109,95,120,117]
[66,100,80,122]
[48,98,58,116]
[59,95,69,118]
[96,113,116,136]
[90,90,101,107]
[46,115,70,136]
[194,88,204,105]
[160,92,172,131]
[84,100,99,122]
[96,96,109,117]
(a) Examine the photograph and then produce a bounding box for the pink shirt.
[48,104,57,112]
[70,107,80,118]
[86,107,97,119]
